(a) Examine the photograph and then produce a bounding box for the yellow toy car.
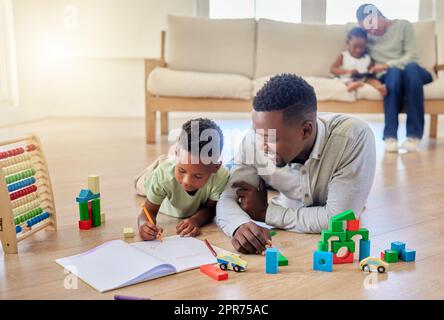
[360,256,389,273]
[217,253,248,272]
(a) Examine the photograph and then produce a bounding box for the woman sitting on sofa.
[356,3,433,153]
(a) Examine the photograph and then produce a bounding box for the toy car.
[360,256,389,273]
[217,253,248,272]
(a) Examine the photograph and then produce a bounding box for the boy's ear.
[211,162,222,173]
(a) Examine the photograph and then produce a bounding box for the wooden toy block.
[391,241,406,253]
[313,250,333,272]
[317,241,329,252]
[346,219,360,231]
[346,228,369,241]
[380,251,385,260]
[123,227,135,238]
[76,189,99,203]
[78,219,92,230]
[359,239,371,261]
[384,250,399,263]
[400,249,416,262]
[0,135,57,254]
[265,247,279,274]
[91,198,101,227]
[333,252,354,264]
[200,264,228,281]
[329,220,344,232]
[321,230,346,243]
[270,230,277,237]
[278,252,288,266]
[331,240,355,254]
[78,202,89,221]
[87,175,100,195]
[330,209,356,222]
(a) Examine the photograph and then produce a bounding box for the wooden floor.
[1,115,444,300]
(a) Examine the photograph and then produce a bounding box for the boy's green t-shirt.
[144,159,229,218]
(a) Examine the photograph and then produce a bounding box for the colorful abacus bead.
[16,225,22,234]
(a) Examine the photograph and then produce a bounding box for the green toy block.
[384,250,399,263]
[317,241,329,252]
[329,220,344,232]
[278,252,288,266]
[346,228,369,241]
[331,240,356,254]
[330,209,356,223]
[91,198,101,227]
[270,230,277,237]
[78,202,89,221]
[321,230,346,243]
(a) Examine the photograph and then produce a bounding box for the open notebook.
[55,236,218,293]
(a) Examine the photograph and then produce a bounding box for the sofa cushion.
[255,19,347,78]
[356,84,383,101]
[166,15,256,78]
[253,76,355,102]
[148,67,253,100]
[424,78,444,100]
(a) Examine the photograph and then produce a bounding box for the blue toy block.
[359,239,371,261]
[265,247,279,274]
[313,250,333,272]
[76,189,100,203]
[391,241,406,253]
[400,248,416,262]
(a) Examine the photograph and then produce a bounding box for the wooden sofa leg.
[160,112,169,135]
[146,97,156,143]
[430,114,438,139]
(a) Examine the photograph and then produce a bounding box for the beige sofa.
[144,15,444,143]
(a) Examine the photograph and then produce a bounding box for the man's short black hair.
[178,118,224,159]
[356,3,385,22]
[347,26,368,42]
[253,74,317,123]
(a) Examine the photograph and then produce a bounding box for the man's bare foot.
[376,84,387,96]
[346,81,364,92]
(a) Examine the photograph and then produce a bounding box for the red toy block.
[380,251,385,260]
[200,264,228,281]
[346,219,360,231]
[333,252,354,264]
[79,220,92,230]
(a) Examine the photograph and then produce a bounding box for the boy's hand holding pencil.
[139,203,163,241]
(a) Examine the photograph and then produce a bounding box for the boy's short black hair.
[347,27,368,42]
[253,74,317,123]
[178,118,224,160]
[356,3,385,22]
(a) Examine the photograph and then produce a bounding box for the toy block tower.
[76,175,101,230]
[316,210,371,266]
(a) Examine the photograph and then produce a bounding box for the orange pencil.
[140,202,163,242]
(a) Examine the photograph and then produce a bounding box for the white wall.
[437,0,444,78]
[7,0,196,123]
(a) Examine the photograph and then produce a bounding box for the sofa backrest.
[255,19,347,78]
[165,15,256,78]
[412,20,436,74]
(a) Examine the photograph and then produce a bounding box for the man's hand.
[232,222,271,254]
[176,218,201,237]
[370,64,389,74]
[232,179,268,222]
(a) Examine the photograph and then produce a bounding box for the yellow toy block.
[88,175,100,194]
[123,227,134,238]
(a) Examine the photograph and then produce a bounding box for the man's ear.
[302,121,313,139]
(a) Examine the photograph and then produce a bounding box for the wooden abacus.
[0,135,57,254]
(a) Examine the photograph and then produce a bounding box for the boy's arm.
[189,199,217,227]
[137,199,161,227]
